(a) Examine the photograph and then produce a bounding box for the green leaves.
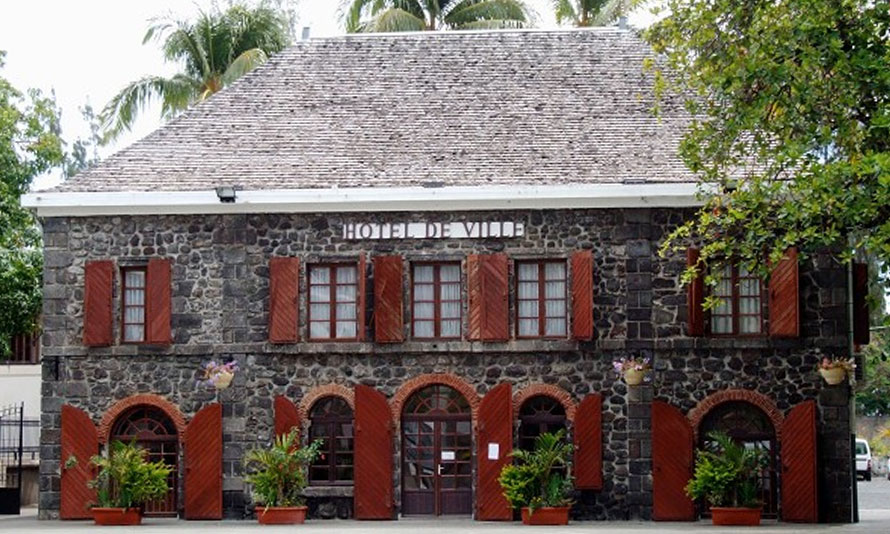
[343,0,532,32]
[88,440,173,509]
[243,430,323,507]
[686,431,767,508]
[498,430,574,512]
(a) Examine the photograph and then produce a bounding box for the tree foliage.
[343,0,533,33]
[856,326,890,416]
[100,2,292,143]
[0,50,65,357]
[551,0,645,27]
[644,0,890,291]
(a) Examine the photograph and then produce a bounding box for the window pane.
[713,297,731,315]
[440,283,460,301]
[414,320,434,338]
[740,278,761,296]
[337,266,357,283]
[545,262,565,280]
[310,267,330,284]
[740,316,761,334]
[711,316,732,334]
[518,300,538,318]
[414,265,434,283]
[125,289,144,306]
[545,299,565,318]
[518,263,538,281]
[124,325,144,342]
[310,285,330,303]
[125,270,145,288]
[336,303,356,320]
[310,321,330,339]
[739,297,759,314]
[441,320,460,337]
[414,302,434,319]
[518,281,538,300]
[519,318,538,336]
[440,265,460,282]
[545,318,566,336]
[336,284,356,302]
[440,301,460,319]
[413,284,434,301]
[310,303,330,321]
[125,306,144,323]
[545,281,565,299]
[336,321,356,338]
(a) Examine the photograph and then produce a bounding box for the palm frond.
[221,48,269,86]
[445,0,531,29]
[551,0,578,26]
[99,76,185,144]
[363,8,428,32]
[590,0,646,26]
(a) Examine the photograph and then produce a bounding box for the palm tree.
[551,0,646,27]
[343,0,534,33]
[100,4,291,143]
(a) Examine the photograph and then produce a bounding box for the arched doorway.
[401,384,472,516]
[699,401,778,518]
[111,406,179,517]
[307,396,354,485]
[518,395,568,452]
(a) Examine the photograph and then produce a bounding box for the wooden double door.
[401,385,473,516]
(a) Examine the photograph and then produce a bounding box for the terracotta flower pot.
[521,506,570,525]
[92,507,142,526]
[711,507,762,526]
[819,367,846,385]
[256,505,308,525]
[624,368,647,386]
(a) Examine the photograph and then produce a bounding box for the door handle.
[437,464,444,475]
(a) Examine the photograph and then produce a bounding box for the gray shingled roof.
[51,28,694,193]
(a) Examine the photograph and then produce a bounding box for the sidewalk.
[2,509,888,533]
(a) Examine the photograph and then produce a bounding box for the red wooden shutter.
[184,403,222,520]
[357,253,367,341]
[373,255,404,343]
[60,405,98,519]
[467,254,509,341]
[354,384,393,519]
[83,260,114,346]
[269,257,300,343]
[571,250,595,340]
[769,247,800,338]
[686,248,704,337]
[146,258,172,344]
[781,400,818,523]
[853,262,870,346]
[652,400,694,521]
[574,393,602,489]
[476,383,512,520]
[274,395,300,439]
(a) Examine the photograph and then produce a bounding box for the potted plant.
[498,430,574,525]
[198,359,239,390]
[686,431,767,526]
[87,440,173,526]
[818,356,855,385]
[613,356,652,386]
[244,429,323,524]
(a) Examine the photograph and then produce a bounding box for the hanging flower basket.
[819,367,847,385]
[817,356,854,385]
[613,356,652,386]
[623,368,647,386]
[199,360,239,390]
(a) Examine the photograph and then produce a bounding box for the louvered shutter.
[357,253,367,341]
[373,255,404,343]
[146,258,172,344]
[274,395,300,439]
[769,247,800,338]
[652,400,694,521]
[354,384,393,519]
[269,257,300,343]
[781,400,818,523]
[853,262,870,346]
[686,248,705,337]
[476,383,512,520]
[467,254,510,341]
[574,393,602,489]
[83,260,114,346]
[184,403,222,520]
[60,405,98,519]
[572,250,594,340]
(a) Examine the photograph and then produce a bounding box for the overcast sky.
[1,1,654,190]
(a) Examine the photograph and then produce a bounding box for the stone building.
[24,28,862,523]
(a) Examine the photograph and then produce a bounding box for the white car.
[856,438,872,481]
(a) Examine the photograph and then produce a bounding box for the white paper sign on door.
[487,443,500,460]
[441,451,455,461]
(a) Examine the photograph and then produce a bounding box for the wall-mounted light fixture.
[216,186,237,203]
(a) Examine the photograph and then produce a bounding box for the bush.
[498,430,574,513]
[244,429,322,507]
[686,431,766,508]
[88,440,172,509]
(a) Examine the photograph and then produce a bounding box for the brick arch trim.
[98,394,187,443]
[299,384,356,422]
[688,389,784,441]
[513,384,577,422]
[390,373,481,421]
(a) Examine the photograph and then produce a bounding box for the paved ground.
[1,481,887,533]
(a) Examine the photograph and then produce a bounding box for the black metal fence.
[0,403,24,514]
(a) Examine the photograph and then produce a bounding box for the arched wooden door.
[699,401,778,518]
[111,406,179,516]
[401,385,473,516]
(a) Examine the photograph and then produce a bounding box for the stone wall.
[38,208,853,521]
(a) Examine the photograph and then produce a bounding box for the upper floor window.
[516,260,567,338]
[412,263,461,339]
[309,264,358,340]
[710,264,764,335]
[122,267,147,343]
[308,396,354,485]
